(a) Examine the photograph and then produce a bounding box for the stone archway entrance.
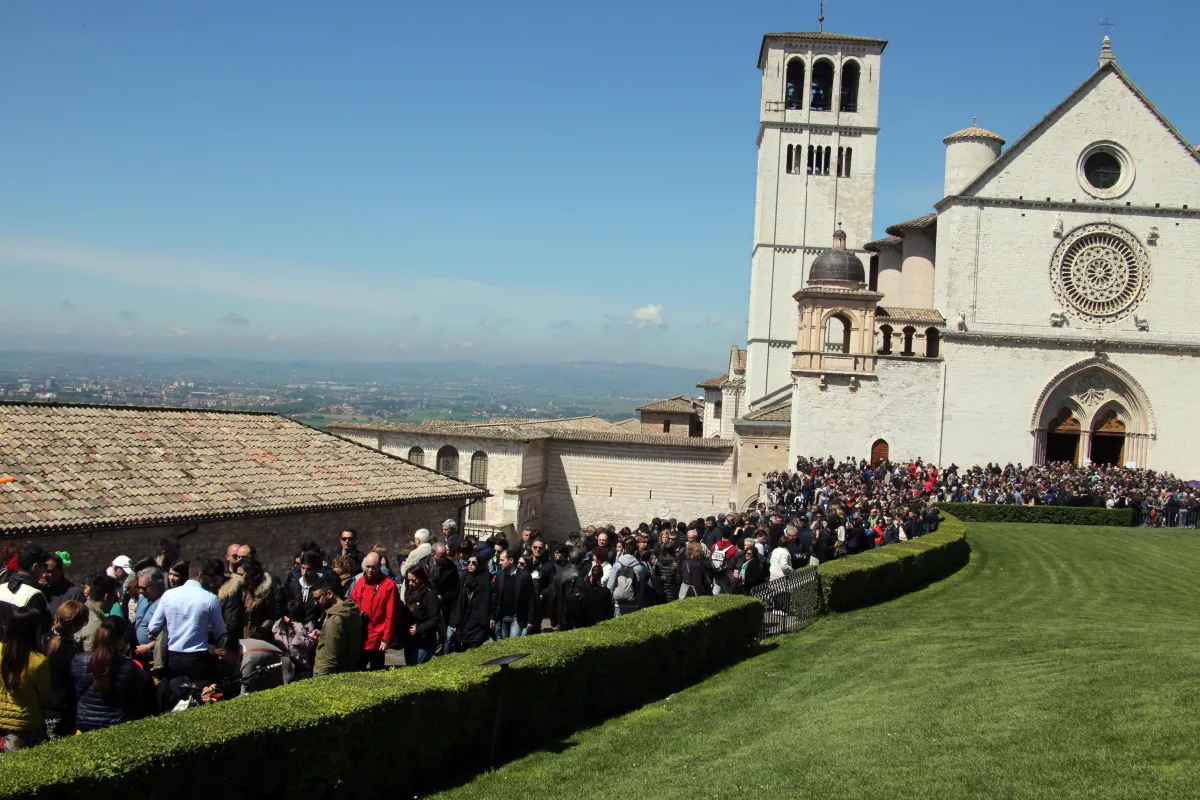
[1045,408,1081,464]
[870,438,889,465]
[1031,359,1154,467]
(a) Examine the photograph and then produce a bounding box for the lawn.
[434,523,1200,799]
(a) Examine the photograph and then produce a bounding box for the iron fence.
[1135,507,1199,529]
[750,566,821,638]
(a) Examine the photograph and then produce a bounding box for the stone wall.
[541,440,735,534]
[734,428,791,510]
[7,498,465,585]
[639,411,695,437]
[334,428,522,527]
[789,357,944,465]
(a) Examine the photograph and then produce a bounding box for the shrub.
[817,515,969,613]
[939,503,1133,527]
[0,595,761,800]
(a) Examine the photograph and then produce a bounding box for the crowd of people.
[4,454,1187,752]
[762,457,1197,526]
[0,508,854,752]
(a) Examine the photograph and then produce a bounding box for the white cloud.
[115,329,133,339]
[704,315,721,327]
[624,303,665,330]
[167,327,189,337]
[265,332,280,341]
[479,317,509,335]
[460,341,478,350]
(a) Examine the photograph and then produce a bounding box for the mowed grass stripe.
[434,524,1200,800]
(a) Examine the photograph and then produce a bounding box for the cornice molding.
[935,195,1199,216]
[752,243,870,257]
[942,329,1200,354]
[747,338,796,348]
[759,121,880,137]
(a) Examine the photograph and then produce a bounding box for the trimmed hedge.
[0,595,761,800]
[817,515,970,613]
[939,502,1133,527]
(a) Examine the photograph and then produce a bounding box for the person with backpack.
[708,531,739,595]
[551,550,594,631]
[604,537,650,617]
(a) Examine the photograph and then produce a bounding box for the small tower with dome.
[791,229,884,380]
[942,121,1005,197]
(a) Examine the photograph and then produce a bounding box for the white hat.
[111,555,133,573]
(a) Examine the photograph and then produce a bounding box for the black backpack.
[561,573,594,629]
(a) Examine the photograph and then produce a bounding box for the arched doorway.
[870,438,889,466]
[1089,409,1126,466]
[1045,408,1081,464]
[1030,359,1155,467]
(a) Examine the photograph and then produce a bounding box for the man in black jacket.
[428,543,460,653]
[491,550,538,638]
[527,540,556,632]
[0,544,50,635]
[281,551,324,625]
[329,529,366,577]
[550,549,594,631]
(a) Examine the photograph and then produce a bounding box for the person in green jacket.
[312,579,363,677]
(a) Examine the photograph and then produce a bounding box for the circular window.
[1076,142,1134,199]
[1083,151,1121,189]
[1050,223,1149,323]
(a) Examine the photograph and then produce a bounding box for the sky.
[1,0,1196,370]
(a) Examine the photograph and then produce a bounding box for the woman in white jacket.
[769,529,796,582]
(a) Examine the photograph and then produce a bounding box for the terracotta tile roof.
[696,373,729,389]
[863,235,902,252]
[611,418,641,431]
[878,307,947,325]
[635,395,701,415]
[759,32,888,67]
[942,124,1005,145]
[332,418,732,450]
[0,403,486,536]
[884,214,937,236]
[740,399,792,423]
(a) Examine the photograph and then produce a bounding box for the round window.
[1076,142,1133,199]
[1083,151,1122,189]
[1050,223,1150,323]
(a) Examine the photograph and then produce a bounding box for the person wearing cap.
[106,556,134,608]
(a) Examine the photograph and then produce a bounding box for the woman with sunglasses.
[400,569,440,666]
[447,556,492,652]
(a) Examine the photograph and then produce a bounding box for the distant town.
[0,351,715,429]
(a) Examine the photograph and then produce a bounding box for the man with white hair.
[399,529,433,601]
[441,519,462,550]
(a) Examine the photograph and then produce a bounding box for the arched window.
[844,147,852,177]
[407,446,425,467]
[436,445,459,479]
[840,60,861,112]
[785,58,806,110]
[824,313,852,353]
[807,145,815,174]
[823,146,832,175]
[786,144,794,174]
[810,58,834,111]
[870,439,889,466]
[469,451,488,486]
[878,324,893,354]
[901,326,916,356]
[468,451,488,520]
[836,147,844,177]
[925,327,940,358]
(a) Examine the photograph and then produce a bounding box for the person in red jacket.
[349,552,397,671]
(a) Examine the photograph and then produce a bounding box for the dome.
[942,123,1005,146]
[809,230,866,284]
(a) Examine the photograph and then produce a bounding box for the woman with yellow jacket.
[0,607,51,751]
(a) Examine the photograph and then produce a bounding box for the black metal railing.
[750,566,820,638]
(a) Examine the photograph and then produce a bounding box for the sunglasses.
[341,536,355,542]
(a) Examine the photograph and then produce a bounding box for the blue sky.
[2,0,1196,370]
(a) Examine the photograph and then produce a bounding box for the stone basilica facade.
[725,30,1200,504]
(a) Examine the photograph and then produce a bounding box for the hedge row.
[817,515,970,613]
[939,502,1134,527]
[0,595,762,800]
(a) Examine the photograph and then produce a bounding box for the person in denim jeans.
[490,550,537,639]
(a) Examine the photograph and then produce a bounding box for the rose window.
[1050,223,1149,322]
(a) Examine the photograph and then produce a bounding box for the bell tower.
[743,30,887,410]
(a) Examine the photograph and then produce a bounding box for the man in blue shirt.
[147,558,226,684]
[132,567,167,658]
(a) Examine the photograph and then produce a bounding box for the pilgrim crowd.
[0,456,1192,752]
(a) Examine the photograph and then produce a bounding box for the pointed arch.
[1030,358,1155,467]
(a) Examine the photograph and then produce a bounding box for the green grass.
[434,523,1200,800]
